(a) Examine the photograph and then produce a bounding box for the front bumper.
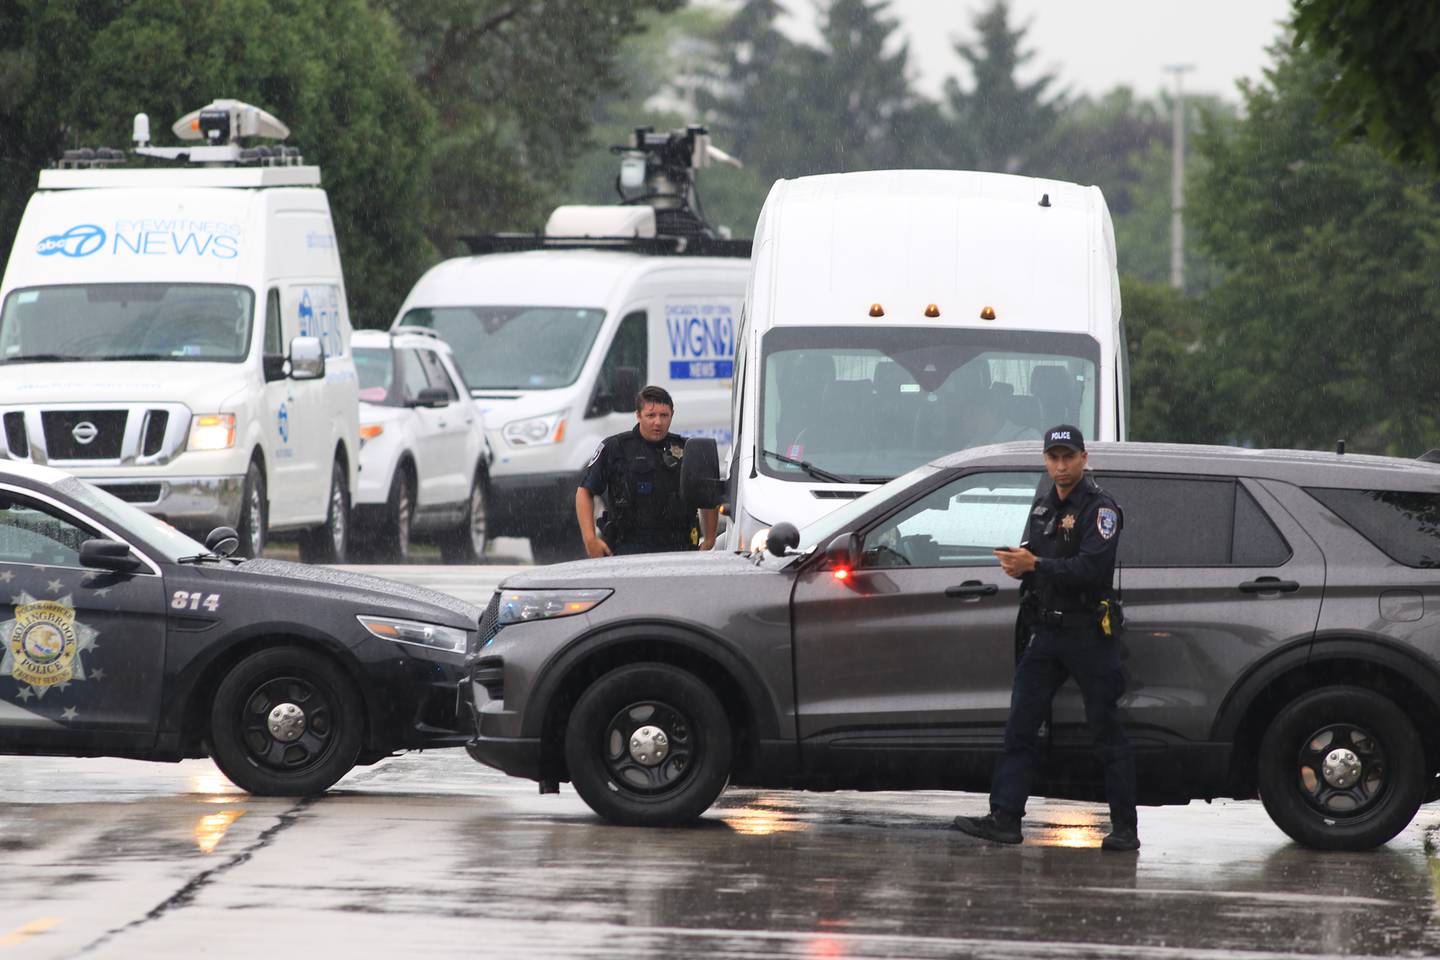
[360,646,472,751]
[488,470,580,537]
[91,475,244,534]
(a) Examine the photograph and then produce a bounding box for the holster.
[1098,597,1125,637]
[598,514,623,547]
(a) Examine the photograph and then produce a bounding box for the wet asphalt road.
[4,751,1440,959]
[6,565,1440,958]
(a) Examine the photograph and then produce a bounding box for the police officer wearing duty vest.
[576,385,718,557]
[951,425,1140,852]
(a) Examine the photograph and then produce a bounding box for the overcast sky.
[765,0,1295,102]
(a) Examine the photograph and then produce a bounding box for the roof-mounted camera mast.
[56,99,303,169]
[611,125,742,240]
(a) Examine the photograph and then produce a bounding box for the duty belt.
[1034,608,1096,628]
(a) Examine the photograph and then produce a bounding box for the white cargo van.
[691,169,1128,551]
[0,100,359,561]
[393,213,747,561]
[392,125,750,561]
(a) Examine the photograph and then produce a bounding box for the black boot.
[951,811,1023,844]
[1101,825,1140,852]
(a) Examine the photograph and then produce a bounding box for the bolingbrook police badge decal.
[1,594,98,698]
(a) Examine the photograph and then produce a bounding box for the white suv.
[351,329,491,562]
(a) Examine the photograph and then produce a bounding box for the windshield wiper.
[761,448,852,484]
[855,476,896,484]
[2,353,89,363]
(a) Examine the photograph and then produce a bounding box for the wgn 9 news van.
[393,126,748,561]
[0,100,359,561]
[683,169,1128,551]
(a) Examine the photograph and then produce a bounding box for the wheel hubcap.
[470,487,486,552]
[628,724,670,766]
[267,702,306,742]
[1297,723,1386,815]
[247,484,264,553]
[241,676,336,772]
[331,483,346,552]
[602,701,695,794]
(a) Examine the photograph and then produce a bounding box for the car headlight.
[357,615,469,654]
[188,413,236,451]
[502,411,567,447]
[497,589,611,625]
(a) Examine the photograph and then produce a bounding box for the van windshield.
[760,326,1100,482]
[399,306,605,390]
[0,284,254,364]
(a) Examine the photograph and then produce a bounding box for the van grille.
[141,410,170,457]
[41,410,127,460]
[96,483,163,504]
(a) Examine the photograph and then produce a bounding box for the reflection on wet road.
[3,751,1439,958]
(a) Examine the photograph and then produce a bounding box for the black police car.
[0,460,476,794]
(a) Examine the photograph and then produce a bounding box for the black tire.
[376,465,415,563]
[208,647,363,796]
[237,459,267,559]
[1258,685,1425,851]
[439,469,488,564]
[564,663,731,826]
[299,458,350,564]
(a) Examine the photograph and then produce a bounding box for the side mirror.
[412,387,450,407]
[609,365,642,415]
[79,538,141,572]
[766,521,800,557]
[824,532,859,570]
[679,437,724,509]
[204,526,240,558]
[288,336,325,380]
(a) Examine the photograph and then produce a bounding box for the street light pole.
[1165,64,1194,292]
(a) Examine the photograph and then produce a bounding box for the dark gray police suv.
[468,442,1440,850]
[0,460,477,795]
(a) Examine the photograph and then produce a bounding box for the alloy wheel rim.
[469,485,486,553]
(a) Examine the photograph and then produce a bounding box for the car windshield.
[0,284,254,364]
[354,347,397,404]
[398,305,605,390]
[55,476,208,562]
[792,463,943,553]
[760,326,1099,482]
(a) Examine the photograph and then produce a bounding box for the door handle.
[1238,577,1300,594]
[945,581,999,600]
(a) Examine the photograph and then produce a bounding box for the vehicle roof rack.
[458,233,751,258]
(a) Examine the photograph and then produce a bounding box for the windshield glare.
[399,306,604,390]
[0,284,254,363]
[56,476,208,562]
[760,327,1099,482]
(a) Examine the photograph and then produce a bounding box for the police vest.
[604,431,693,545]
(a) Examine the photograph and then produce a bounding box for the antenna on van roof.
[1336,439,1346,456]
[611,125,741,240]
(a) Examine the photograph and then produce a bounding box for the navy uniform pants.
[990,624,1138,828]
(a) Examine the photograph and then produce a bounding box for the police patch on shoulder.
[1097,507,1118,540]
[586,442,604,468]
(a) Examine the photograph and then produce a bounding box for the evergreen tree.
[943,0,1063,174]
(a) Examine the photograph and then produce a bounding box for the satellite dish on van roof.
[172,100,289,144]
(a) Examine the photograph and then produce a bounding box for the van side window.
[1096,475,1290,567]
[264,288,283,357]
[591,310,647,416]
[419,348,460,401]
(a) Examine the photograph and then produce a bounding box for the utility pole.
[1165,64,1194,292]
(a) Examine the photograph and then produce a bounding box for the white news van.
[392,126,749,561]
[703,169,1128,550]
[0,101,359,561]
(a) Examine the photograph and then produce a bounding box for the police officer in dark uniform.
[575,385,718,557]
[951,425,1139,851]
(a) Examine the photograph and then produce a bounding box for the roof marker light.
[980,306,997,320]
[924,303,941,318]
[868,303,885,317]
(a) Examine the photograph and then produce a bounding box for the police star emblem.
[1,593,99,701]
[669,443,685,460]
[1059,513,1077,532]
